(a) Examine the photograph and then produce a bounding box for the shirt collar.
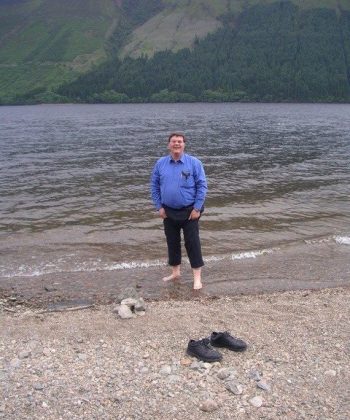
[169,153,185,163]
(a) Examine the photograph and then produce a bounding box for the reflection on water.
[0,103,350,278]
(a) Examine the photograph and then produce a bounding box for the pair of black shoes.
[187,331,247,363]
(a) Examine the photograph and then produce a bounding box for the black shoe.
[210,331,247,352]
[187,338,223,362]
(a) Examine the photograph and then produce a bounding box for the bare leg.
[163,265,181,282]
[193,267,202,290]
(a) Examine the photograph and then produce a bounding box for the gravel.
[0,287,349,419]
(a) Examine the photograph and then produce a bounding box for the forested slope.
[58,2,350,103]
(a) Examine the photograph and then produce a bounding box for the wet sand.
[1,242,349,308]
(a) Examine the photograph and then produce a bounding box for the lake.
[0,103,349,300]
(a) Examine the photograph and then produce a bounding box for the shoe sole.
[186,349,222,363]
[210,343,247,352]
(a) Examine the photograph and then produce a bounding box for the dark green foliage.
[6,1,350,104]
[57,1,350,103]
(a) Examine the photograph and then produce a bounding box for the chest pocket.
[180,169,195,188]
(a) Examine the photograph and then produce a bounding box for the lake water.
[0,103,349,300]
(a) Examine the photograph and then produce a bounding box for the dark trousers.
[163,217,204,269]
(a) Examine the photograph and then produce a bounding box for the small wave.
[0,248,278,278]
[304,237,331,245]
[0,259,167,278]
[203,255,226,262]
[334,235,350,245]
[1,248,276,278]
[231,248,275,260]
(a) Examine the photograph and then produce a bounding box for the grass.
[0,63,77,97]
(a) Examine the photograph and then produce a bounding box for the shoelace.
[201,338,215,349]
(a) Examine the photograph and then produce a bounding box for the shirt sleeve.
[150,160,162,210]
[193,159,207,210]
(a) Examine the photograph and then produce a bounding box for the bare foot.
[193,279,203,290]
[192,267,202,289]
[162,273,180,282]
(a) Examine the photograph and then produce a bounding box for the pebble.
[257,380,271,391]
[202,362,212,370]
[249,396,263,408]
[159,365,172,376]
[200,399,219,412]
[33,383,44,391]
[18,350,31,360]
[134,298,146,312]
[117,305,134,319]
[121,298,138,308]
[217,368,231,380]
[189,361,202,370]
[9,358,21,369]
[324,369,337,376]
[42,348,51,356]
[180,358,192,367]
[248,369,261,381]
[224,380,243,395]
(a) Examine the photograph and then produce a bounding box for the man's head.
[168,133,186,158]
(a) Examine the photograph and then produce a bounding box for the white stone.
[134,298,146,312]
[203,362,212,370]
[217,368,231,380]
[159,365,172,375]
[18,350,31,359]
[9,358,21,369]
[42,348,51,356]
[120,298,138,308]
[249,396,263,408]
[257,380,271,391]
[117,304,134,319]
[324,369,336,377]
[225,380,243,395]
[200,399,219,412]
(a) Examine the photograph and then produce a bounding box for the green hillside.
[120,0,350,58]
[1,0,350,104]
[57,1,350,103]
[0,0,120,100]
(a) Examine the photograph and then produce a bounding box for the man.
[151,133,207,290]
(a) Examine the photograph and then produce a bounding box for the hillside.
[0,0,121,100]
[1,0,350,104]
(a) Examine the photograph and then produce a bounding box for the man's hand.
[188,209,200,220]
[159,207,167,219]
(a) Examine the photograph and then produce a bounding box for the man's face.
[168,135,185,156]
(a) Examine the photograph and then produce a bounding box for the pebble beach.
[1,286,349,419]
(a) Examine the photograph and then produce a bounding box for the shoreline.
[1,286,349,419]
[1,242,349,309]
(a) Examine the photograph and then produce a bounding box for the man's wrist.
[193,208,201,212]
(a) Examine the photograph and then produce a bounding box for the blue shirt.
[151,153,207,210]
